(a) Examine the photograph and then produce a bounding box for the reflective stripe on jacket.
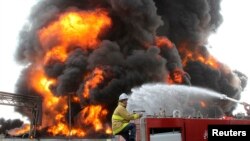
[112,102,140,135]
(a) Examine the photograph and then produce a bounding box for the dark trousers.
[116,123,136,141]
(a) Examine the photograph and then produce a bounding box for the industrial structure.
[0,91,42,137]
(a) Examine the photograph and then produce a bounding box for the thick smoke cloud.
[13,0,248,136]
[155,0,223,45]
[109,0,163,46]
[56,49,88,95]
[0,118,23,134]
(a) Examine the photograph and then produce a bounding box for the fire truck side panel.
[141,118,250,141]
[184,118,230,141]
[144,118,185,141]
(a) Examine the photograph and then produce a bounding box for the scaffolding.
[0,91,42,137]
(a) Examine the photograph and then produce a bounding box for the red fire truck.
[132,116,250,141]
[118,96,250,141]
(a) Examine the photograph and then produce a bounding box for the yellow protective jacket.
[112,102,140,135]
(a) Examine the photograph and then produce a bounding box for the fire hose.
[220,94,250,115]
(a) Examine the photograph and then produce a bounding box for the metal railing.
[0,91,42,137]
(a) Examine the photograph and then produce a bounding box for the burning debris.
[7,124,30,137]
[12,0,247,138]
[0,118,24,135]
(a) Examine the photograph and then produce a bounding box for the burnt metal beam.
[0,91,42,137]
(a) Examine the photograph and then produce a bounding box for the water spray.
[220,94,249,105]
[220,94,250,115]
[220,94,243,104]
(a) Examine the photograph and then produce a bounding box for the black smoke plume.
[0,118,23,134]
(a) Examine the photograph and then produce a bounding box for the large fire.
[156,36,173,49]
[20,9,112,137]
[79,105,108,131]
[38,9,111,64]
[179,42,220,69]
[7,124,30,137]
[83,67,104,98]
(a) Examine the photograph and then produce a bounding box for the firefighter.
[112,93,142,141]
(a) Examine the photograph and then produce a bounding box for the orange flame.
[28,9,113,137]
[156,36,173,48]
[221,116,234,120]
[166,68,186,84]
[179,42,219,69]
[30,9,112,136]
[44,45,68,63]
[48,122,86,137]
[29,68,107,137]
[83,67,104,98]
[38,9,112,64]
[172,69,184,83]
[105,126,112,134]
[200,100,207,108]
[80,105,108,131]
[29,66,71,132]
[29,66,60,110]
[72,96,80,103]
[105,127,112,134]
[166,74,174,84]
[7,124,30,136]
[30,66,56,95]
[45,96,86,137]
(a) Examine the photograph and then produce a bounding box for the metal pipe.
[133,110,146,113]
[68,95,72,140]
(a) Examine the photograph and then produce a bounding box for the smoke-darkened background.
[3,0,247,137]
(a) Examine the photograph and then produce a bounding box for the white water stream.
[127,83,227,118]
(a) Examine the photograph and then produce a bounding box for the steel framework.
[0,91,42,137]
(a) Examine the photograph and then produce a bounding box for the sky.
[0,0,37,122]
[0,0,249,122]
[208,0,250,113]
